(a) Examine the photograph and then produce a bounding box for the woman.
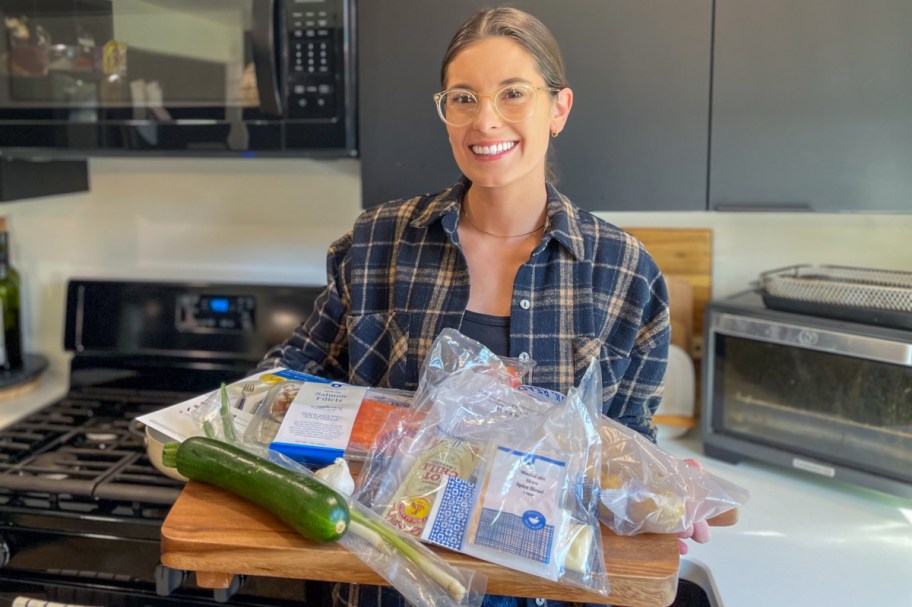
[260,7,707,606]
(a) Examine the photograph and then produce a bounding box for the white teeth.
[471,141,516,155]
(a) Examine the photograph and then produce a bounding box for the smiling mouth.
[470,141,517,156]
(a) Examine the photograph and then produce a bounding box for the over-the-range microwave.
[0,0,356,156]
[702,291,912,498]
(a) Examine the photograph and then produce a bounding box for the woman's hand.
[677,458,711,555]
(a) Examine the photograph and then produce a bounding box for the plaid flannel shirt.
[259,177,669,441]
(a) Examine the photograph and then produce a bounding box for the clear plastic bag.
[189,382,244,443]
[597,417,750,535]
[184,375,487,607]
[357,329,609,597]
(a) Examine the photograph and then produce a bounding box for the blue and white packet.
[422,445,571,582]
[269,381,369,468]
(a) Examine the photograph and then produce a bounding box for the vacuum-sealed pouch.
[382,435,483,536]
[357,329,609,597]
[242,379,414,469]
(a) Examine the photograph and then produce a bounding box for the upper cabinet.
[711,0,912,212]
[359,0,711,211]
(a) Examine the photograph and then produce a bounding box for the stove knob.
[155,564,187,596]
[0,537,10,567]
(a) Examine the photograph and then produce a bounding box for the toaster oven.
[701,291,912,498]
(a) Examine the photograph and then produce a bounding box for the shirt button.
[535,599,547,606]
[519,298,531,310]
[519,352,530,362]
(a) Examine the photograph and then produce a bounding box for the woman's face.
[442,37,572,192]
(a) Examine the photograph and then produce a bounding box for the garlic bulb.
[315,458,356,496]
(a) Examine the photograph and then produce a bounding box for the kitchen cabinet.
[710,0,912,212]
[359,0,711,211]
[0,157,88,202]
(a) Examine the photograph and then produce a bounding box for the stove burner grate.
[0,400,100,464]
[0,393,186,518]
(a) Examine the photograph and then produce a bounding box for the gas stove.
[0,279,327,606]
[0,390,183,508]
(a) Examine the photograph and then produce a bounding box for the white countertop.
[0,371,68,429]
[2,379,910,607]
[659,430,912,607]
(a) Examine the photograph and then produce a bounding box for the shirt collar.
[410,176,585,261]
[542,181,585,261]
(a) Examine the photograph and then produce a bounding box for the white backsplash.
[3,157,911,376]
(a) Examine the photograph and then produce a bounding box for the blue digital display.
[209,298,230,313]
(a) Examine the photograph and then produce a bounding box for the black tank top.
[460,310,510,357]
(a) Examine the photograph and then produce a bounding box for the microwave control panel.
[285,0,345,121]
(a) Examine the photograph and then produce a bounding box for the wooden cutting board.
[624,228,712,355]
[162,481,682,607]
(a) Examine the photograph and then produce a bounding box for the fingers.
[677,519,711,554]
[683,458,703,470]
[691,519,712,544]
[679,459,711,553]
[677,539,689,555]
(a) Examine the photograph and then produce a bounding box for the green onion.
[219,383,238,442]
[202,420,217,439]
[347,509,467,601]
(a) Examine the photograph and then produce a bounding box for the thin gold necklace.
[461,203,546,238]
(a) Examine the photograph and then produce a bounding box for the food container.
[760,264,912,329]
[145,426,188,482]
[243,380,413,468]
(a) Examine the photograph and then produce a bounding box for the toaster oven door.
[703,312,912,496]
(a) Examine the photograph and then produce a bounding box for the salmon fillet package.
[242,377,414,469]
[242,356,532,469]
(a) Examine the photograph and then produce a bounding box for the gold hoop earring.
[551,130,559,138]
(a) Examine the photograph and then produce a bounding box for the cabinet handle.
[712,202,815,212]
[252,0,282,116]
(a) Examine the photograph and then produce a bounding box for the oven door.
[702,311,912,497]
[0,0,286,153]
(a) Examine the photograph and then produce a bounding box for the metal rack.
[760,264,912,329]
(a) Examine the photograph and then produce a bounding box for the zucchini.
[162,437,349,543]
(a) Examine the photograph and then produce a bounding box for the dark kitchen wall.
[359,0,712,211]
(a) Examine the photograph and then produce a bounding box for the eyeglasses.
[433,83,559,127]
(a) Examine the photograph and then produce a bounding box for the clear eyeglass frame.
[433,83,560,127]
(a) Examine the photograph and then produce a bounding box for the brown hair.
[440,7,568,182]
[440,7,568,90]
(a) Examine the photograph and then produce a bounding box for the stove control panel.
[177,294,256,333]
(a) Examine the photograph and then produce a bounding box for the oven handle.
[252,0,283,116]
[711,313,912,366]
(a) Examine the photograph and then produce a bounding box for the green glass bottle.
[0,218,23,371]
